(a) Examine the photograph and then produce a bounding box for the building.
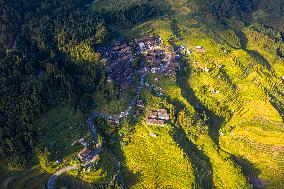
[146,108,170,126]
[77,148,92,162]
[137,99,145,108]
[157,109,170,120]
[146,118,166,125]
[105,41,136,89]
[148,111,159,118]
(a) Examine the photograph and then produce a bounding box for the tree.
[36,147,50,172]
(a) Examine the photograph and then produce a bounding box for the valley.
[0,0,284,189]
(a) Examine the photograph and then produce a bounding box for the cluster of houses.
[99,35,209,92]
[146,108,170,126]
[105,42,135,89]
[133,99,146,117]
[100,35,181,90]
[136,36,180,76]
[135,35,162,52]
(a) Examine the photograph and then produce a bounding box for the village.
[61,35,211,189]
[73,35,181,166]
[100,35,181,89]
[71,34,214,167]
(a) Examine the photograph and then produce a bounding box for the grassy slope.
[4,108,89,189]
[8,168,49,189]
[123,123,195,189]
[150,75,249,189]
[6,107,119,189]
[121,0,284,188]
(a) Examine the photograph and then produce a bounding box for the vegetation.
[1,0,284,188]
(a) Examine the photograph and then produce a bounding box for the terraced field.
[94,0,284,188]
[123,123,195,188]
[2,0,284,188]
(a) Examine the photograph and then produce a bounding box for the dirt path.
[2,166,38,189]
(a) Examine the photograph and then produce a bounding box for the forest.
[0,0,166,169]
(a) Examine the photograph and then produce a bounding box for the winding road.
[47,165,80,189]
[47,73,145,189]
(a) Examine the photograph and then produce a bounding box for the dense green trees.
[193,0,255,24]
[95,0,169,27]
[0,0,106,169]
[0,0,166,169]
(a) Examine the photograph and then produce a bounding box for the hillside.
[0,0,284,189]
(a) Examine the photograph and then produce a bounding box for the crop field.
[39,0,284,187]
[123,123,196,188]
[116,0,284,187]
[2,0,284,188]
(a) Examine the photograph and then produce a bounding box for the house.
[146,118,166,125]
[138,42,146,51]
[107,76,112,83]
[77,148,92,162]
[123,68,133,77]
[135,36,148,43]
[146,108,170,126]
[137,99,145,108]
[118,47,132,55]
[195,46,206,53]
[120,81,132,89]
[79,138,88,147]
[186,49,191,54]
[157,109,170,120]
[204,68,210,72]
[148,111,159,118]
[113,45,121,51]
[110,62,121,71]
[149,132,158,137]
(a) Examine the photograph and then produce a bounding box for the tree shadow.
[56,174,93,189]
[170,126,215,189]
[234,29,274,75]
[4,167,51,189]
[230,155,265,188]
[93,117,139,188]
[176,63,225,144]
[267,92,284,122]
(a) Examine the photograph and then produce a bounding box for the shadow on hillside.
[234,29,284,121]
[267,93,284,122]
[176,64,225,144]
[230,155,265,188]
[108,141,139,189]
[171,126,215,189]
[234,29,273,74]
[3,167,51,189]
[94,117,139,188]
[56,174,93,189]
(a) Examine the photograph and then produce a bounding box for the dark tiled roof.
[77,148,92,161]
